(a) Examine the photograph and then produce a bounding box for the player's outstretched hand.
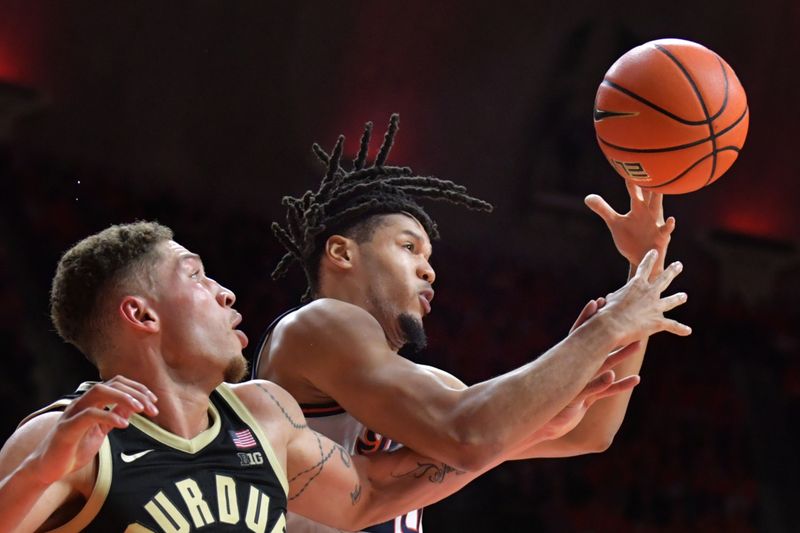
[29,376,158,486]
[534,362,640,442]
[599,249,691,347]
[585,181,675,273]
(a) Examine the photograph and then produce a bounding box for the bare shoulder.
[417,365,468,390]
[265,299,390,376]
[1,411,62,466]
[228,381,307,431]
[0,411,95,496]
[278,298,384,342]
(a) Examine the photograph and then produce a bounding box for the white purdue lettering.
[144,491,190,533]
[175,478,215,527]
[269,512,287,533]
[216,474,240,524]
[245,485,271,533]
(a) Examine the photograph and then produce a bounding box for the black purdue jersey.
[26,382,288,533]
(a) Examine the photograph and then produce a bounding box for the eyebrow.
[179,252,203,266]
[400,229,424,242]
[400,229,433,256]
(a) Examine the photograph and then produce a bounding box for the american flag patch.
[229,429,257,449]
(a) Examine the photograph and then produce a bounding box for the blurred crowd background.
[1,1,799,531]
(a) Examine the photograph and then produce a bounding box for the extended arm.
[244,380,490,531]
[262,250,689,471]
[545,182,676,452]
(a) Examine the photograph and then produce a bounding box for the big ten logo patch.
[238,452,264,467]
[609,159,649,179]
[355,428,393,455]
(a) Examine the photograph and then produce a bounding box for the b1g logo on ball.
[609,159,649,180]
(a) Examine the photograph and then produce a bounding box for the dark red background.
[1,1,798,531]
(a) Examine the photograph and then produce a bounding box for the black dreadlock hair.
[271,114,493,301]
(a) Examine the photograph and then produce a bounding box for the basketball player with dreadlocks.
[255,115,689,532]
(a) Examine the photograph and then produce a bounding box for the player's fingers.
[654,260,683,292]
[646,189,662,210]
[634,249,659,281]
[75,383,148,415]
[660,292,688,313]
[599,341,641,373]
[660,319,692,337]
[625,180,645,209]
[660,216,676,238]
[62,406,129,435]
[586,375,640,407]
[106,375,158,403]
[100,377,158,410]
[584,194,619,225]
[581,370,616,398]
[107,381,159,416]
[570,299,599,333]
[596,297,606,309]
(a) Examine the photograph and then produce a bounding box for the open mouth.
[419,289,434,315]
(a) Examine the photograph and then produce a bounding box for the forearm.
[0,457,52,532]
[505,338,648,460]
[561,337,647,447]
[444,316,621,469]
[347,449,491,530]
[558,259,661,445]
[508,263,658,459]
[287,434,489,531]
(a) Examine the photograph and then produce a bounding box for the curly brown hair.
[50,221,173,362]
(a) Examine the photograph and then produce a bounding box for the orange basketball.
[593,38,749,194]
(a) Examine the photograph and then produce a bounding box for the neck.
[146,380,215,439]
[101,351,220,440]
[318,276,366,307]
[317,284,405,353]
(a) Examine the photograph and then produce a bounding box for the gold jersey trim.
[18,382,96,428]
[216,383,289,496]
[46,438,112,533]
[127,399,221,454]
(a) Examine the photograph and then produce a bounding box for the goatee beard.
[398,313,427,353]
[224,354,249,383]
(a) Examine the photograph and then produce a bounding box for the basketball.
[593,38,749,194]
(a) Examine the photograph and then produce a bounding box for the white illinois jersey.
[23,382,288,533]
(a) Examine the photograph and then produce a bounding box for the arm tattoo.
[255,383,356,500]
[338,445,352,467]
[350,483,362,505]
[256,382,307,429]
[393,462,465,484]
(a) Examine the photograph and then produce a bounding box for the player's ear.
[324,235,356,270]
[119,295,160,333]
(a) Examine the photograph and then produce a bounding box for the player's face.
[150,241,249,382]
[356,214,435,351]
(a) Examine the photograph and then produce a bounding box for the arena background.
[1,1,798,531]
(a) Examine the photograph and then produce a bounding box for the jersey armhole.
[46,438,112,533]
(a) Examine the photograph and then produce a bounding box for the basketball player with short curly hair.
[0,221,531,532]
